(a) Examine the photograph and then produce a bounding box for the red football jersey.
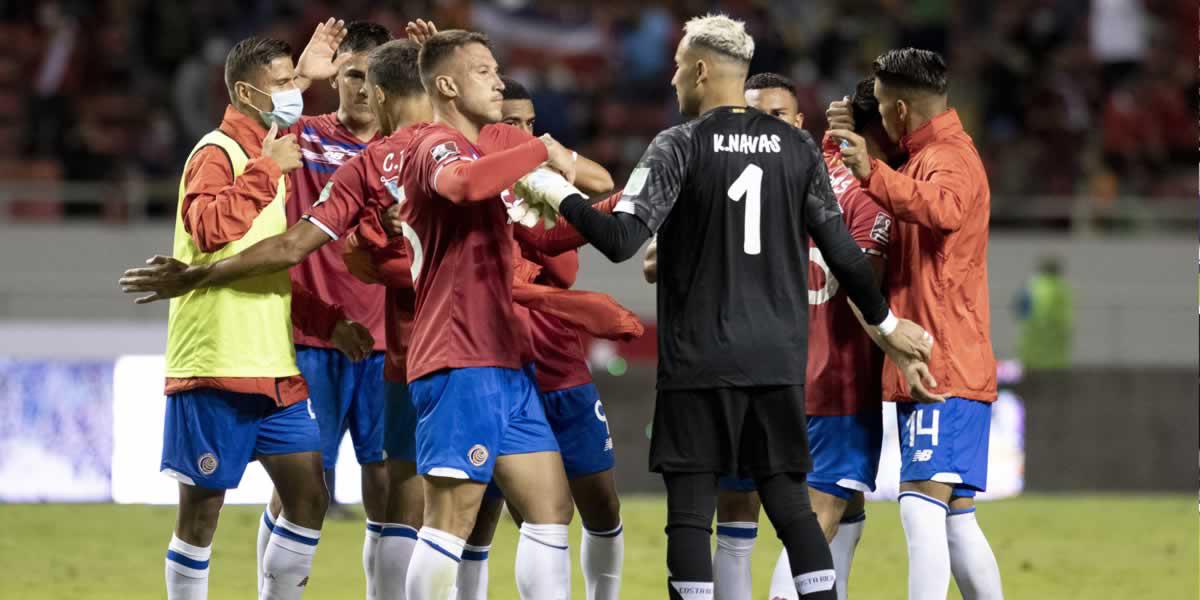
[804,150,894,416]
[285,113,384,350]
[518,247,591,392]
[398,122,549,382]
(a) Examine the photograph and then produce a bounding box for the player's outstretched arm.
[573,153,614,195]
[434,138,552,204]
[514,190,622,256]
[510,172,651,262]
[829,129,972,234]
[118,221,331,303]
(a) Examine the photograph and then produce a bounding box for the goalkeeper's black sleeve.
[807,216,889,325]
[559,195,652,262]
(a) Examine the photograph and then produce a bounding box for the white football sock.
[406,527,463,600]
[829,514,866,600]
[364,521,382,600]
[257,507,276,596]
[262,516,322,600]
[947,509,1004,599]
[165,534,211,600]
[456,544,490,600]
[516,522,570,599]
[377,524,418,600]
[768,548,799,600]
[899,492,950,600]
[713,521,757,600]
[582,523,624,600]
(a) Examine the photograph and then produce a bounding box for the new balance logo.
[913,449,934,462]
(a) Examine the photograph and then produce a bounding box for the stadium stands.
[0,0,1192,223]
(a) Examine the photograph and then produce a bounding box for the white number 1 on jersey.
[727,164,763,255]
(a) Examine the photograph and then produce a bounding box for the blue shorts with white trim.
[295,346,387,468]
[896,397,991,495]
[409,364,558,483]
[160,388,320,490]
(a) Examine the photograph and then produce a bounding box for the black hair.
[849,77,883,133]
[872,48,948,96]
[224,36,291,97]
[368,39,424,97]
[418,30,492,92]
[336,21,393,58]
[744,72,797,101]
[500,76,532,102]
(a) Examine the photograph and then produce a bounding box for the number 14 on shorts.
[908,408,940,447]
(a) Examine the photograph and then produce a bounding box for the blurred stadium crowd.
[0,0,1193,221]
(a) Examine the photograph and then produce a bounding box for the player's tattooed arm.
[118,221,331,303]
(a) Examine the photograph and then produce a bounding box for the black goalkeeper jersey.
[615,106,846,390]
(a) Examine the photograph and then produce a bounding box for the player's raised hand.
[899,359,947,403]
[826,96,855,131]
[885,318,934,363]
[262,123,302,173]
[405,19,438,45]
[330,319,374,362]
[119,255,204,304]
[296,18,351,83]
[827,129,872,181]
[539,134,577,185]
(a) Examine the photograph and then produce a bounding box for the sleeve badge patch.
[430,141,460,163]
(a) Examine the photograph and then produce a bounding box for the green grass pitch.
[0,494,1193,598]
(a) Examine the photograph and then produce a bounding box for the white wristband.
[876,310,899,336]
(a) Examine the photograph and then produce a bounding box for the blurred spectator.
[1089,0,1147,89]
[1014,256,1073,370]
[0,0,1193,223]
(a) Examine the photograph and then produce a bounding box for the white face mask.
[246,84,304,128]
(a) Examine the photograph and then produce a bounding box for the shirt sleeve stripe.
[302,215,339,241]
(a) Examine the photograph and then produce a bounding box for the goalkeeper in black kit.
[516,14,934,600]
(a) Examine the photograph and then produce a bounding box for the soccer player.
[120,37,434,600]
[827,48,1004,600]
[266,20,394,599]
[395,29,579,599]
[515,15,934,600]
[706,74,904,600]
[455,76,626,600]
[142,31,359,600]
[709,71,810,600]
[498,76,615,195]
